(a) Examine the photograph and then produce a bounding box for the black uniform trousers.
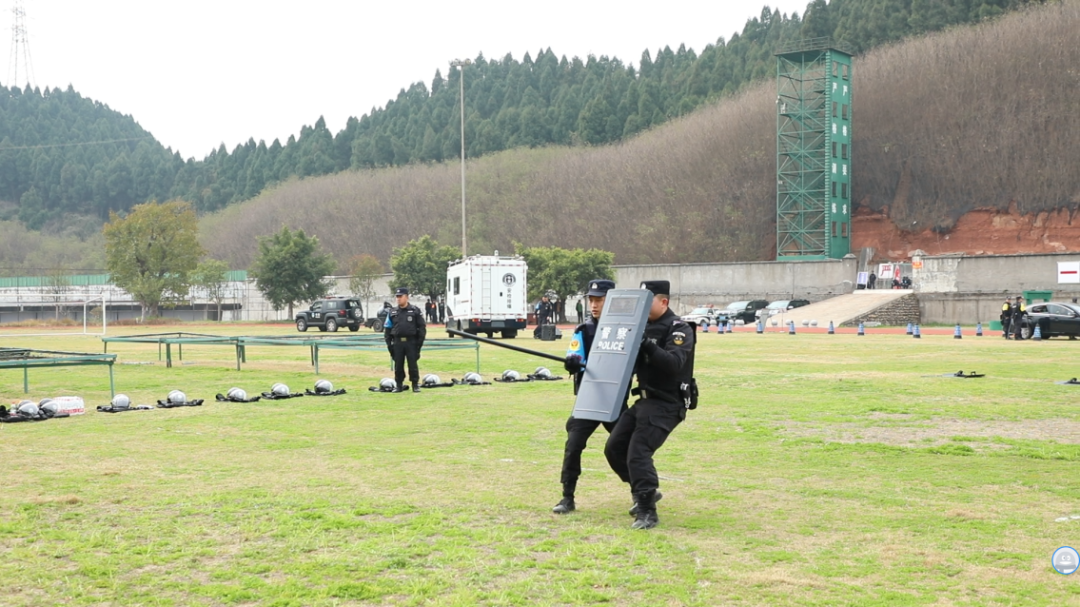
[391,337,420,386]
[1012,313,1025,340]
[604,398,684,496]
[560,416,617,492]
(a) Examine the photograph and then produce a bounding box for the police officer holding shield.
[385,287,427,392]
[552,279,626,514]
[604,280,695,530]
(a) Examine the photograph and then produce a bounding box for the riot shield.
[571,289,652,422]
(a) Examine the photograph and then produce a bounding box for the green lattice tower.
[775,39,852,260]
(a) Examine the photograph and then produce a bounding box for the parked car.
[755,299,811,319]
[1019,302,1080,339]
[721,300,770,325]
[681,305,720,327]
[295,297,365,332]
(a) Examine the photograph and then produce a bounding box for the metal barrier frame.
[0,347,116,395]
[101,333,479,374]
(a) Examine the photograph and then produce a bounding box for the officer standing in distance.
[605,280,695,530]
[1010,295,1026,340]
[385,287,427,392]
[553,279,626,514]
[1000,297,1013,338]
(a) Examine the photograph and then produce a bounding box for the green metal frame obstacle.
[0,347,116,395]
[102,332,480,374]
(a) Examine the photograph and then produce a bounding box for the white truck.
[445,253,528,338]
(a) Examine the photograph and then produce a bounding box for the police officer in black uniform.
[604,280,695,530]
[1000,298,1013,338]
[1011,295,1026,341]
[552,279,626,514]
[385,287,427,392]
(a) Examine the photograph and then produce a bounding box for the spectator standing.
[868,272,877,290]
[575,299,584,324]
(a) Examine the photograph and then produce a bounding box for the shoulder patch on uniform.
[672,331,686,346]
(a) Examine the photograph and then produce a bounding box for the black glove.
[564,354,584,375]
[640,338,659,355]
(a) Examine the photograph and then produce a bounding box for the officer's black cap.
[586,279,615,297]
[395,287,409,296]
[1015,295,1022,300]
[640,280,670,296]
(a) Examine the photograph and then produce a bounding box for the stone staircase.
[844,294,921,327]
[758,290,916,328]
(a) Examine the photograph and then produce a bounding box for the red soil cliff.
[851,202,1080,261]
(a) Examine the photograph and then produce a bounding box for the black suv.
[722,300,770,325]
[295,298,364,332]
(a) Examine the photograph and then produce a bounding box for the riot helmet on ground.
[39,399,60,416]
[271,383,290,397]
[112,394,132,409]
[463,372,482,385]
[502,369,520,381]
[167,390,187,404]
[314,379,333,394]
[534,367,552,379]
[16,400,38,416]
[422,374,441,387]
[230,388,248,401]
[379,378,396,391]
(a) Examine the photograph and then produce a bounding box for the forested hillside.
[199,1,1079,267]
[0,0,1037,242]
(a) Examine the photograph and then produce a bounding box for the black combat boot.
[412,382,421,393]
[392,383,404,393]
[630,489,659,530]
[552,482,576,514]
[552,497,575,514]
[628,490,662,516]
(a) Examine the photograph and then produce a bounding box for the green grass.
[2,324,1079,605]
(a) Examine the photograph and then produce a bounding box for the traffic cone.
[954,323,962,339]
[788,320,796,335]
[827,320,835,335]
[975,322,983,337]
[906,322,913,335]
[857,322,865,336]
[756,320,764,334]
[913,324,921,339]
[1032,323,1042,341]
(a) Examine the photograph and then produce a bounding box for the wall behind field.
[4,254,1079,326]
[612,258,861,312]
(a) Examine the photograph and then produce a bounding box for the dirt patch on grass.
[781,414,1080,446]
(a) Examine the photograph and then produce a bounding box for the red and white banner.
[1059,262,1080,284]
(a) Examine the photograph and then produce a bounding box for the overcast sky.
[9,0,810,160]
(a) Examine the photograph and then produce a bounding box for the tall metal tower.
[8,0,36,88]
[775,38,852,260]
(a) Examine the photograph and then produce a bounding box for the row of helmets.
[107,379,338,409]
[376,367,553,390]
[12,398,62,416]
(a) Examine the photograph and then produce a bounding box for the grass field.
[2,323,1079,606]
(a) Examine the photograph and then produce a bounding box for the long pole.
[448,329,566,363]
[458,62,467,257]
